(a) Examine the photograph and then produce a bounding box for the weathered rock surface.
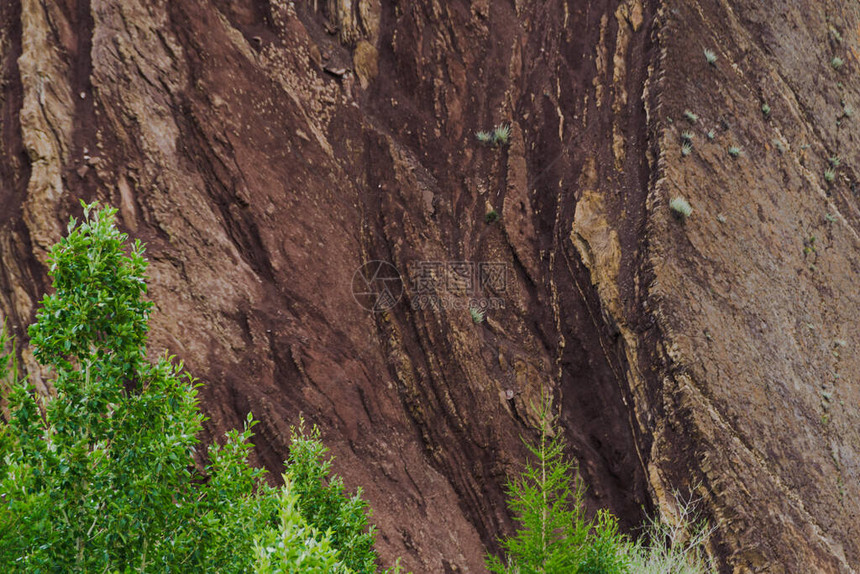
[1,0,859,571]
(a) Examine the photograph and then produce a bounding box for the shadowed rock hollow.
[1,0,859,571]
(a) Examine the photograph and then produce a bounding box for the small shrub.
[843,104,854,118]
[470,306,486,323]
[706,130,715,141]
[830,27,843,43]
[831,56,844,70]
[670,197,693,219]
[493,124,511,146]
[824,169,836,183]
[475,130,493,144]
[624,490,716,574]
[727,146,742,158]
[683,110,699,123]
[681,131,695,142]
[761,103,771,117]
[485,209,500,224]
[703,49,717,65]
[829,156,841,167]
[681,141,693,157]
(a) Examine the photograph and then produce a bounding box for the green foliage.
[1,203,207,571]
[831,56,844,70]
[830,27,843,44]
[0,202,386,573]
[476,130,494,144]
[485,209,500,224]
[727,146,742,158]
[703,49,717,65]
[670,197,693,220]
[286,421,378,573]
[470,306,486,324]
[486,399,629,574]
[824,168,836,183]
[493,124,512,146]
[476,124,511,147]
[681,141,693,157]
[254,480,348,574]
[486,397,716,574]
[761,103,771,117]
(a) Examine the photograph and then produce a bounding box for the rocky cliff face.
[1,0,859,571]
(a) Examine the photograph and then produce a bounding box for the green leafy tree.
[253,479,346,573]
[287,421,379,573]
[486,398,629,574]
[0,202,386,572]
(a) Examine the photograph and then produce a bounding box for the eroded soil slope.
[1,0,859,572]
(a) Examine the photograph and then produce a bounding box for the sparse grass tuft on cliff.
[470,306,486,323]
[728,146,742,158]
[703,49,717,65]
[476,130,493,144]
[476,125,511,147]
[831,56,844,70]
[493,123,511,146]
[670,197,693,219]
[681,141,693,157]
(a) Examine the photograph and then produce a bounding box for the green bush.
[485,399,629,573]
[287,421,379,573]
[670,197,693,219]
[486,396,716,574]
[0,202,388,572]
